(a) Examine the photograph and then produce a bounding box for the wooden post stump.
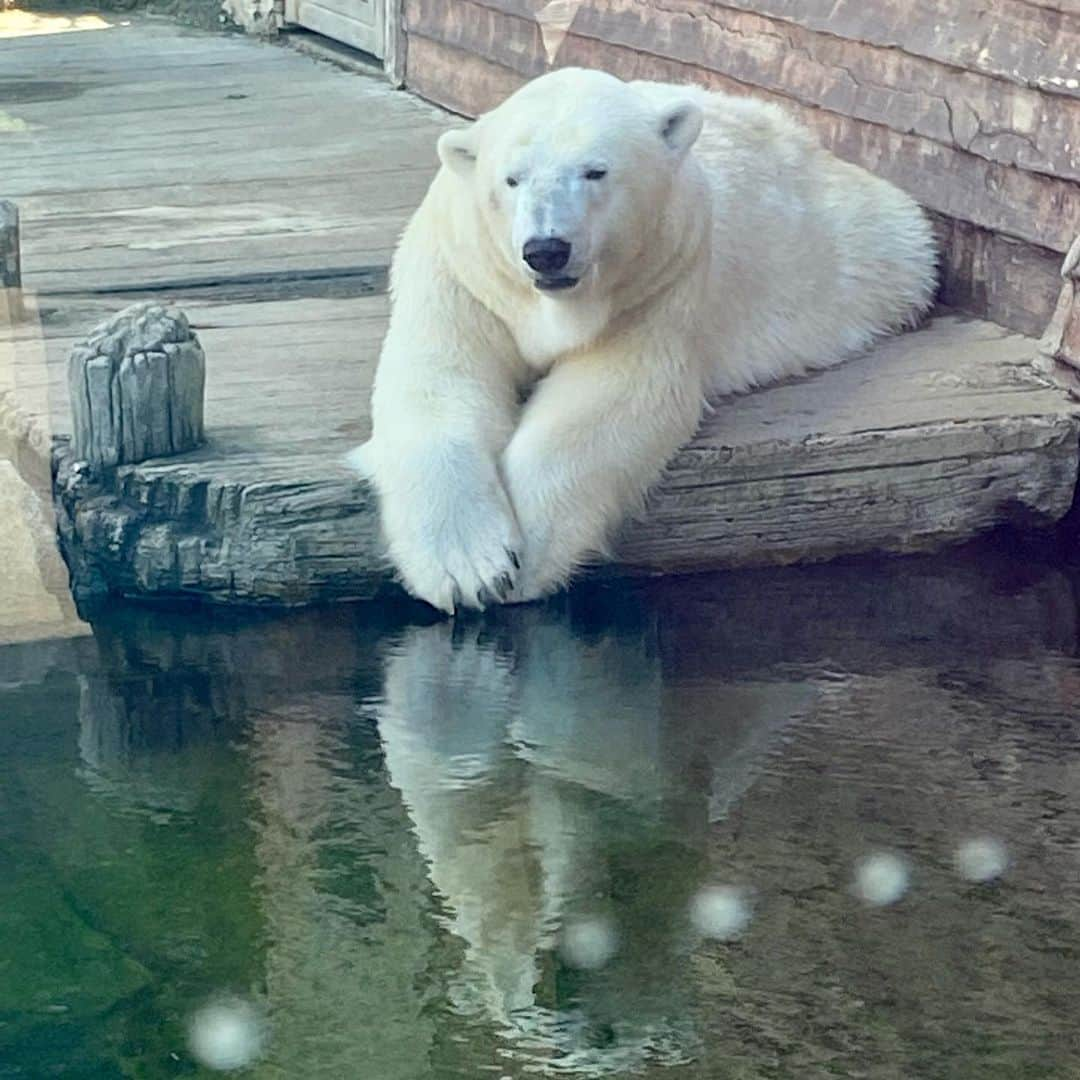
[0,200,19,290]
[1041,236,1080,372]
[0,199,22,322]
[67,302,206,469]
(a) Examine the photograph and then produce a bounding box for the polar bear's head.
[437,68,703,296]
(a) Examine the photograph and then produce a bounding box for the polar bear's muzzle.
[522,236,580,292]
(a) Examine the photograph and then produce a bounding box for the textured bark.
[704,0,1080,99]
[67,303,206,470]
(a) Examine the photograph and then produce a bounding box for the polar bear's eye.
[505,176,519,188]
[584,168,608,181]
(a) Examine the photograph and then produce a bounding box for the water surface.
[3,542,1080,1077]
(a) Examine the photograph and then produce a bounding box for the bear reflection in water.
[376,606,815,1071]
[70,595,815,1074]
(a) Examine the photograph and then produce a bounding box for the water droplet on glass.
[559,915,619,970]
[853,852,910,907]
[689,884,753,940]
[188,997,268,1072]
[954,836,1008,883]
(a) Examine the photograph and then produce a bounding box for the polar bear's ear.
[437,127,478,175]
[658,100,703,160]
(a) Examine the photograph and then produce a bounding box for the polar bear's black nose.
[523,237,572,274]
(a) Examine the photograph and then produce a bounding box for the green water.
[3,543,1080,1078]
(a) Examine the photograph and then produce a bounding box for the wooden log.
[1041,236,1080,371]
[67,302,206,469]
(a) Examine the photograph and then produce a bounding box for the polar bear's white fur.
[353,68,936,612]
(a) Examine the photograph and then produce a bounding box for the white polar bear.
[352,68,936,612]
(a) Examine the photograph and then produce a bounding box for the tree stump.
[67,302,206,469]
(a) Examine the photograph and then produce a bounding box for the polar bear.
[352,68,936,613]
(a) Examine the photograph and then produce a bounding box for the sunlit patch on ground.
[0,8,113,38]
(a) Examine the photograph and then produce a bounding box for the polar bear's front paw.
[390,507,522,615]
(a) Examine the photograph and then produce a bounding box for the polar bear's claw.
[392,514,522,614]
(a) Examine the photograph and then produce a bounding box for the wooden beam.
[452,0,1080,182]
[931,214,1062,339]
[702,0,1080,101]
[0,201,20,290]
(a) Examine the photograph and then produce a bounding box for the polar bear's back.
[642,83,937,394]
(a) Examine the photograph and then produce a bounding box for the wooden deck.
[2,13,1080,605]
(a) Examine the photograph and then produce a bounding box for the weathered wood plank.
[20,192,425,261]
[24,242,398,295]
[2,109,444,162]
[1,21,448,296]
[67,304,205,468]
[0,201,19,290]
[0,82,443,127]
[405,33,525,116]
[0,52,293,77]
[621,317,1080,569]
[932,215,1063,339]
[709,0,1080,100]
[2,113,443,167]
[447,0,1080,182]
[7,165,433,212]
[1,132,441,195]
